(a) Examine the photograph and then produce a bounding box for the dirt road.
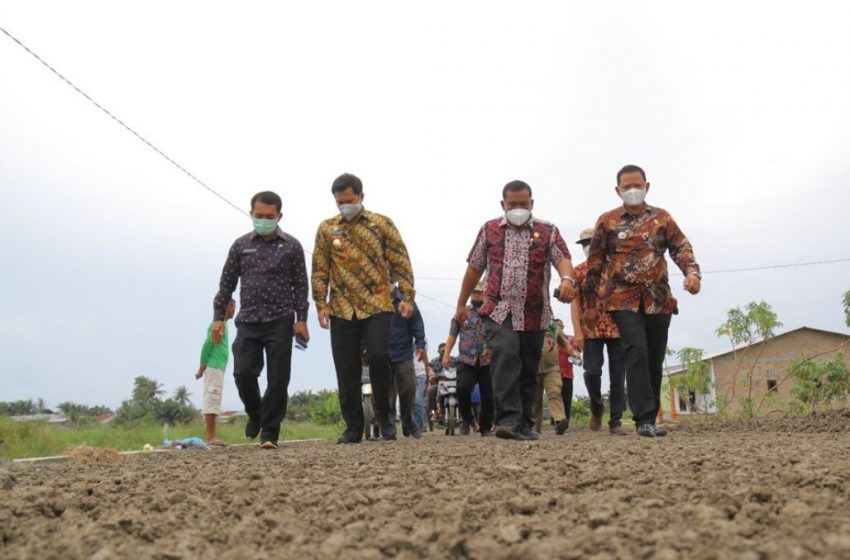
[2,413,850,559]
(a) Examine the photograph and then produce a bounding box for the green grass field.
[0,417,338,460]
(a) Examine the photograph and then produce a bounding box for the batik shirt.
[312,210,415,320]
[467,216,571,332]
[582,205,700,315]
[574,261,620,339]
[448,304,490,366]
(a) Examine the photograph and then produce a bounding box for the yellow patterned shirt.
[312,209,415,320]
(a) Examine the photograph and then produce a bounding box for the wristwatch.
[688,272,702,280]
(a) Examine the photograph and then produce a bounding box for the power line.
[0,25,247,216]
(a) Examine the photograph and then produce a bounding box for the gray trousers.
[484,315,545,429]
[389,359,419,435]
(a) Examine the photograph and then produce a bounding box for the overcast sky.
[1,1,849,412]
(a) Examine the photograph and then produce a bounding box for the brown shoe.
[609,425,629,436]
[589,414,603,432]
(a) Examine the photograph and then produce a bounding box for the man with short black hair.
[213,191,310,450]
[456,180,577,440]
[583,165,701,438]
[312,173,416,444]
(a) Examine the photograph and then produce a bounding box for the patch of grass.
[0,416,338,460]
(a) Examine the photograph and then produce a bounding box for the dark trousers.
[484,315,545,429]
[583,337,627,427]
[610,309,672,426]
[232,316,294,442]
[389,359,418,435]
[457,362,494,433]
[331,312,393,439]
[560,377,573,425]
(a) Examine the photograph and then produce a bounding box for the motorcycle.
[361,367,379,440]
[437,367,460,435]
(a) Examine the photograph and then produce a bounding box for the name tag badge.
[242,248,258,254]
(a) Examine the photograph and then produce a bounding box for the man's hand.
[572,334,585,355]
[481,347,492,363]
[319,308,331,329]
[195,366,205,380]
[556,280,577,303]
[211,321,225,345]
[398,301,414,319]
[583,308,600,333]
[416,348,428,363]
[294,321,310,342]
[684,275,701,295]
[442,354,451,369]
[454,304,467,323]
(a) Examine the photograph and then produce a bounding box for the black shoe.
[637,424,657,438]
[337,433,362,444]
[519,426,540,441]
[410,428,423,439]
[495,425,519,440]
[245,419,260,440]
[460,420,471,435]
[480,430,494,437]
[381,423,397,441]
[654,425,668,437]
[260,440,278,450]
[555,419,570,435]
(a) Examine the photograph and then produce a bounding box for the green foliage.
[570,398,590,420]
[670,348,711,412]
[0,400,38,416]
[789,353,850,414]
[843,290,850,327]
[116,376,198,426]
[286,390,318,422]
[0,417,337,460]
[56,402,112,421]
[309,390,343,426]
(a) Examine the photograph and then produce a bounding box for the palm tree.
[173,386,192,407]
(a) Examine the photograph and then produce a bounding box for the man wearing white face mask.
[457,180,577,440]
[583,165,701,438]
[571,228,628,435]
[312,173,416,444]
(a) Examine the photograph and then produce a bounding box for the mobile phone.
[294,332,308,351]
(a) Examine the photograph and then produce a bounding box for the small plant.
[670,347,711,413]
[789,353,850,414]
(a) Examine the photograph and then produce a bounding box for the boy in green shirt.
[195,299,236,446]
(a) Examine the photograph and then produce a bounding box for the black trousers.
[484,315,545,429]
[610,309,672,426]
[331,312,393,439]
[457,362,494,433]
[389,359,418,435]
[232,316,294,442]
[583,337,627,427]
[560,377,573,425]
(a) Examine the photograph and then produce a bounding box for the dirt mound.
[2,426,849,559]
[676,408,850,434]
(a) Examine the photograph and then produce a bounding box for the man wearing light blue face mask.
[213,191,310,450]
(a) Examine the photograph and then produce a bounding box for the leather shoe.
[654,425,668,437]
[636,424,657,438]
[460,420,471,435]
[555,419,570,435]
[245,419,260,440]
[336,433,362,444]
[609,425,629,436]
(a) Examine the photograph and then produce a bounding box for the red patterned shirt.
[574,262,620,340]
[467,217,571,332]
[583,205,700,315]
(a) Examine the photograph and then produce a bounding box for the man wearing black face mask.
[442,282,494,436]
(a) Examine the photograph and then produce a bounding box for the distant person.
[195,298,236,447]
[583,165,701,438]
[388,286,428,439]
[456,180,576,440]
[413,347,430,433]
[213,191,310,450]
[571,227,628,435]
[554,319,579,432]
[443,282,494,436]
[533,320,569,435]
[312,173,416,444]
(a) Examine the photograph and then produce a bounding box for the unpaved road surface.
[2,414,850,559]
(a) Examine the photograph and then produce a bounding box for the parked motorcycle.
[437,367,460,435]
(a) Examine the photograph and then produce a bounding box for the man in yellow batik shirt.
[312,173,416,444]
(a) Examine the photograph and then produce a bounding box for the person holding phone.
[212,191,310,450]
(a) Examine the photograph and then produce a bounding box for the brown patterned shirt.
[582,205,700,315]
[312,209,415,320]
[573,262,620,339]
